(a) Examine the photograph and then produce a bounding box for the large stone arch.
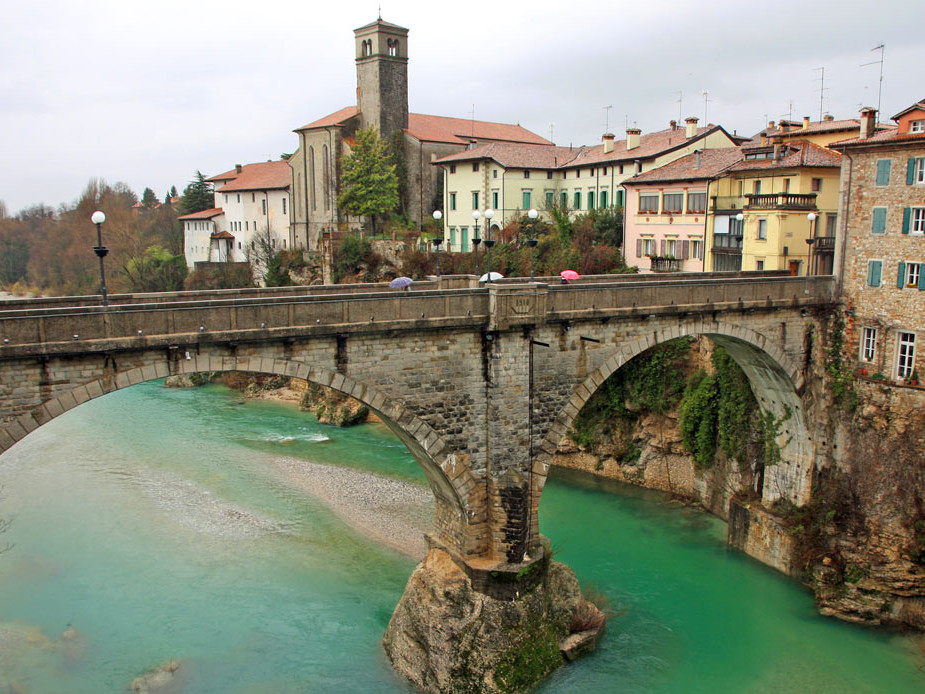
[532,320,814,530]
[0,354,480,555]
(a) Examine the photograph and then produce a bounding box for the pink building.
[623,148,742,272]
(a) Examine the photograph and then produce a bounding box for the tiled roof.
[354,18,408,32]
[829,129,925,148]
[178,207,223,220]
[561,125,727,167]
[210,231,235,239]
[406,113,552,145]
[891,99,925,120]
[726,142,841,172]
[624,147,744,185]
[746,119,895,145]
[297,105,361,131]
[210,161,291,192]
[434,142,581,168]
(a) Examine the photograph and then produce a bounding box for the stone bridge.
[0,273,836,576]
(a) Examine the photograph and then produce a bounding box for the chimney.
[602,132,615,154]
[626,127,641,150]
[235,164,243,174]
[802,116,810,130]
[823,114,834,121]
[694,150,702,169]
[685,116,699,139]
[859,107,877,139]
[768,120,776,130]
[772,136,783,160]
[670,120,677,130]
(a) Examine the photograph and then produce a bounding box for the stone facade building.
[287,18,550,251]
[831,101,925,382]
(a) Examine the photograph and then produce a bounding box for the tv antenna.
[701,89,712,124]
[814,67,829,121]
[603,105,612,132]
[861,43,885,115]
[549,123,555,142]
[676,90,683,122]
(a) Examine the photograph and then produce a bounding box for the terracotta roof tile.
[830,129,925,148]
[726,142,841,172]
[624,147,744,185]
[178,207,223,220]
[210,230,235,239]
[434,142,581,168]
[210,161,291,192]
[561,125,728,167]
[406,113,552,145]
[297,106,361,131]
[891,99,925,121]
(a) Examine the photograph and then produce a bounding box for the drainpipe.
[703,177,711,271]
[835,151,854,296]
[301,131,310,251]
[419,139,424,231]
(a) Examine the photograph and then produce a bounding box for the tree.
[164,185,178,204]
[123,245,188,292]
[337,127,399,236]
[179,171,214,215]
[141,187,159,209]
[247,226,293,286]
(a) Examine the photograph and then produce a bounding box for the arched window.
[309,146,316,210]
[363,39,372,57]
[387,38,398,57]
[322,144,330,210]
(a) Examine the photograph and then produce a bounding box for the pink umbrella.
[560,270,580,281]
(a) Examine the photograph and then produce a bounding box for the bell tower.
[354,18,409,137]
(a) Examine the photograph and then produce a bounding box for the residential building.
[623,147,743,272]
[287,18,550,251]
[755,115,895,149]
[435,118,743,251]
[179,160,291,269]
[830,101,925,383]
[706,141,841,273]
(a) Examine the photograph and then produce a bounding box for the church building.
[287,18,551,250]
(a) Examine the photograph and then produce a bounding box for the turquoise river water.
[0,381,922,692]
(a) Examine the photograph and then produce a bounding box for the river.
[0,381,922,692]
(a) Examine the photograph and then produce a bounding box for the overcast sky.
[1,0,921,215]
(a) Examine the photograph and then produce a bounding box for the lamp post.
[483,208,495,282]
[471,210,482,276]
[526,208,538,281]
[432,210,443,276]
[806,212,817,276]
[91,210,109,306]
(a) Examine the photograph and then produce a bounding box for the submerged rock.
[383,546,605,693]
[129,659,184,693]
[300,382,369,427]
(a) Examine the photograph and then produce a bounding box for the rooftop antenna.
[603,105,612,132]
[814,67,829,121]
[624,114,628,132]
[701,89,712,124]
[781,99,794,122]
[549,123,555,142]
[676,91,683,122]
[469,103,475,139]
[861,43,885,115]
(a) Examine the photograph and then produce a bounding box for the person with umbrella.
[390,277,413,291]
[560,270,580,284]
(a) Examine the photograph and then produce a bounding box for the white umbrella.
[479,272,504,282]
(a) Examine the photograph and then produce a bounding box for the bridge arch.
[0,355,480,555]
[532,319,814,525]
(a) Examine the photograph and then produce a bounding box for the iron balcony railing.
[813,236,835,251]
[649,257,683,272]
[745,193,817,210]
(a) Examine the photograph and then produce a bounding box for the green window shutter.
[919,266,925,291]
[616,189,624,209]
[903,207,911,234]
[560,192,567,208]
[908,158,917,185]
[588,191,595,209]
[871,207,886,234]
[876,160,891,185]
[545,192,553,208]
[601,190,608,208]
[867,260,882,287]
[897,261,906,288]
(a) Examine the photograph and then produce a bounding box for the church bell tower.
[354,18,409,137]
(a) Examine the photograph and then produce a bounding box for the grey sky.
[1,0,921,215]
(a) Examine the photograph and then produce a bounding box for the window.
[753,180,762,195]
[547,171,553,179]
[757,218,768,240]
[545,191,554,208]
[756,260,765,271]
[237,194,241,203]
[783,178,791,192]
[640,237,655,256]
[522,191,531,209]
[588,191,595,210]
[450,192,456,210]
[619,165,624,174]
[826,214,837,237]
[493,169,498,179]
[639,194,659,213]
[262,199,267,215]
[461,227,469,252]
[906,207,925,234]
[449,227,456,249]
[871,207,887,234]
[690,238,703,260]
[449,164,456,174]
[897,332,916,379]
[252,193,256,202]
[867,259,883,287]
[876,159,892,186]
[602,167,608,176]
[811,178,822,192]
[899,261,923,289]
[524,170,530,179]
[472,192,479,210]
[472,162,480,172]
[687,192,706,213]
[600,190,608,208]
[492,192,499,209]
[282,198,287,215]
[574,191,582,209]
[665,238,678,257]
[245,221,249,231]
[662,193,683,213]
[911,120,925,133]
[861,327,877,362]
[616,189,624,209]
[910,158,925,184]
[560,191,568,208]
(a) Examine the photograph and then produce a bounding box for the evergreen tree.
[179,171,214,215]
[164,185,178,204]
[337,127,399,236]
[141,187,159,209]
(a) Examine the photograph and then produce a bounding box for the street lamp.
[526,208,538,281]
[432,211,443,276]
[471,210,482,275]
[483,208,495,282]
[806,212,817,276]
[91,210,109,306]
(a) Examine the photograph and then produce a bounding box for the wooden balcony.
[649,257,683,273]
[813,236,835,252]
[745,193,817,210]
[712,234,743,251]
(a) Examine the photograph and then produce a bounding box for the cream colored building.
[434,118,742,251]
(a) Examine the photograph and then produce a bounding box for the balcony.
[711,196,746,212]
[649,257,683,273]
[712,234,743,251]
[745,193,817,210]
[813,236,835,252]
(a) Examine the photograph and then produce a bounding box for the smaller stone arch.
[530,319,814,533]
[0,355,483,556]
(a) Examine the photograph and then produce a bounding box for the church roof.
[208,161,290,192]
[297,106,361,131]
[354,18,409,33]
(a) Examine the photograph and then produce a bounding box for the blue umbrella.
[390,276,413,289]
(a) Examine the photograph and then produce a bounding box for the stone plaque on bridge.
[488,284,547,331]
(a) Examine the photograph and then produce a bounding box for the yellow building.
[706,141,842,274]
[434,119,742,251]
[757,115,895,150]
